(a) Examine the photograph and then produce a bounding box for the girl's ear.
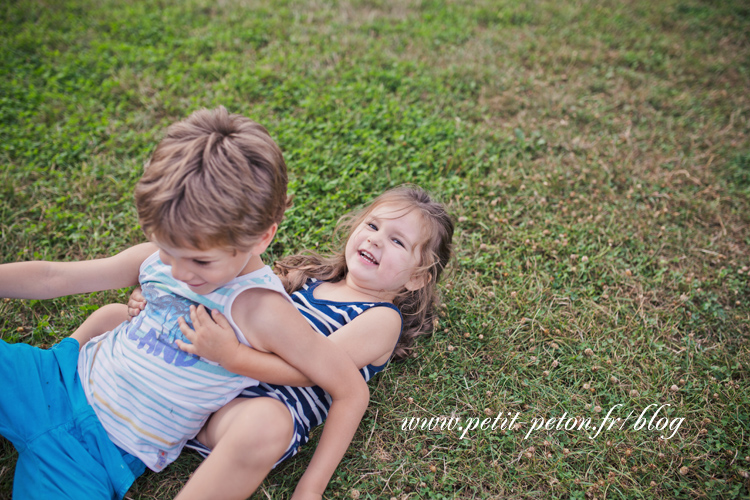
[405,272,430,292]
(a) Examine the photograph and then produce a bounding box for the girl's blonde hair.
[275,185,454,360]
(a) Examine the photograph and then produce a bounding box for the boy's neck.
[238,254,267,276]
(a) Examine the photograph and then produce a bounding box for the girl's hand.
[127,286,147,318]
[176,305,241,366]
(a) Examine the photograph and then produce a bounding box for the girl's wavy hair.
[275,185,454,360]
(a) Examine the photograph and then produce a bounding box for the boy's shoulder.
[230,281,298,352]
[231,269,292,315]
[237,265,286,289]
[226,265,289,302]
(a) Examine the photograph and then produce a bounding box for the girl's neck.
[315,278,395,303]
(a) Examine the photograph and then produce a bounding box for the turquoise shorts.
[0,337,145,500]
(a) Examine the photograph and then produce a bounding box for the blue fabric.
[0,337,145,500]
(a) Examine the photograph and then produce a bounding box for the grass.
[1,0,749,498]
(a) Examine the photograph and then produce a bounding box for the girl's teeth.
[361,251,378,264]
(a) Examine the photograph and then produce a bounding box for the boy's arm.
[233,289,370,499]
[176,304,401,387]
[0,243,156,299]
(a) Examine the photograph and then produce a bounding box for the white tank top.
[77,251,289,471]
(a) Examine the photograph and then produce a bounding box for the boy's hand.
[176,305,241,367]
[127,286,147,318]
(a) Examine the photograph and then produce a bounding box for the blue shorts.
[0,337,145,500]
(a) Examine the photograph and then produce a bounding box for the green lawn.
[1,0,749,498]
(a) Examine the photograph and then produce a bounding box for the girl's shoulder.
[294,278,401,315]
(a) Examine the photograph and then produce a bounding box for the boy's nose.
[170,261,193,282]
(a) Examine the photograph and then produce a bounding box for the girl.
[95,185,454,499]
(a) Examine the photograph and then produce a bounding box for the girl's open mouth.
[359,250,379,265]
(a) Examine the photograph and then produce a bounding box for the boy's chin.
[186,282,212,294]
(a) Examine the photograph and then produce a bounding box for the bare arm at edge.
[0,243,157,300]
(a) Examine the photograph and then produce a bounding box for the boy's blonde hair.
[135,106,289,251]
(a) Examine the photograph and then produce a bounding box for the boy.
[0,107,369,499]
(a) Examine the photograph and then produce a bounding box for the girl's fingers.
[195,304,213,322]
[128,287,146,311]
[189,305,201,328]
[175,339,196,354]
[210,309,230,329]
[178,316,194,340]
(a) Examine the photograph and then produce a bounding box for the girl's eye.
[367,223,378,230]
[193,260,211,266]
[393,238,405,248]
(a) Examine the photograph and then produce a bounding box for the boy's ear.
[404,272,430,292]
[249,223,278,255]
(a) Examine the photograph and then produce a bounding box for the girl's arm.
[130,287,309,385]
[231,288,370,499]
[176,304,313,385]
[0,243,156,299]
[176,303,401,387]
